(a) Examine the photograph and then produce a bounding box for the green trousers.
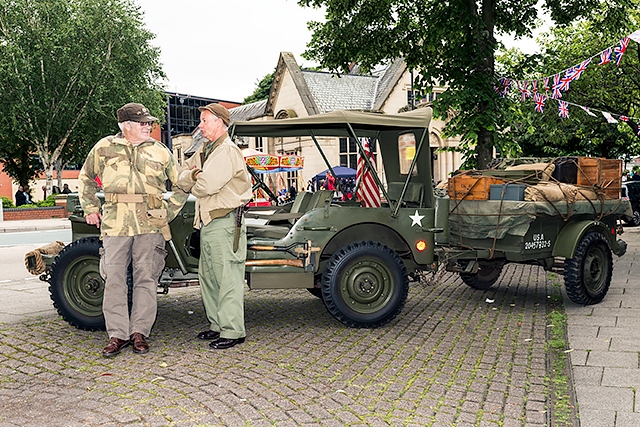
[199,212,247,339]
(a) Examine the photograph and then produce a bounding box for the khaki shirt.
[182,133,252,228]
[78,133,189,237]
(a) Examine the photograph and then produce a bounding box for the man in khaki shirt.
[176,103,252,349]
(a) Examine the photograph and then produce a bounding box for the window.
[339,137,376,169]
[398,132,418,175]
[255,136,264,152]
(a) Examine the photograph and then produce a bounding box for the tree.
[243,71,275,105]
[497,7,640,160]
[298,0,633,169]
[0,0,166,191]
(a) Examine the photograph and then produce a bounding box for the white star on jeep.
[409,210,425,227]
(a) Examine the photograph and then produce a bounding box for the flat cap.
[198,103,230,126]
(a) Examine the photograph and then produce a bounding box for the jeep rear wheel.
[321,241,408,328]
[49,237,106,331]
[564,231,612,305]
[460,260,504,290]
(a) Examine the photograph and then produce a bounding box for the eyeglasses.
[137,122,153,127]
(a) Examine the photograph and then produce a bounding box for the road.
[0,242,61,323]
[0,228,71,247]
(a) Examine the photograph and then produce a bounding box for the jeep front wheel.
[321,241,408,328]
[49,237,106,331]
[564,231,612,305]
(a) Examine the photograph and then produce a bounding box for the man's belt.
[104,193,145,203]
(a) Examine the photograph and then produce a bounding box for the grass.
[546,276,576,427]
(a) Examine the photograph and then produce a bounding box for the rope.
[24,241,65,275]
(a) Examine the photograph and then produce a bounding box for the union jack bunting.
[534,93,546,113]
[580,106,597,117]
[531,80,538,94]
[356,138,380,208]
[599,48,613,65]
[615,37,630,66]
[602,111,618,123]
[519,81,531,102]
[543,77,550,92]
[620,115,630,122]
[501,78,512,97]
[551,74,562,98]
[556,68,576,92]
[630,30,640,44]
[572,59,591,80]
[558,101,569,118]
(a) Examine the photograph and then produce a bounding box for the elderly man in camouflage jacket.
[78,103,189,357]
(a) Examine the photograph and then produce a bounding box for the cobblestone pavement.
[0,264,552,427]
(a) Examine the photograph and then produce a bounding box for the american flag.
[615,37,630,66]
[599,48,612,65]
[356,138,380,208]
[534,93,546,113]
[558,101,569,118]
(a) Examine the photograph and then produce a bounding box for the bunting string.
[495,29,640,134]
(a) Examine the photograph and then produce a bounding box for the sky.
[135,0,326,103]
[134,0,545,103]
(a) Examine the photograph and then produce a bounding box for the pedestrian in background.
[78,102,188,358]
[175,103,252,350]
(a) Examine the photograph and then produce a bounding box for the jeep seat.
[250,190,333,240]
[387,182,424,207]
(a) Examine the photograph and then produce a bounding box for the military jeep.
[30,107,631,331]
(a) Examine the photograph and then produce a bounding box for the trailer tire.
[321,241,408,328]
[460,261,503,290]
[564,231,612,305]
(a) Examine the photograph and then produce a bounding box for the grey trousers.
[100,234,167,340]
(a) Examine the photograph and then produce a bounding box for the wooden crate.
[576,157,622,199]
[448,174,505,200]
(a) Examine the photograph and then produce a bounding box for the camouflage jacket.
[78,133,189,237]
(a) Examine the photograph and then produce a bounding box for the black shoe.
[197,330,220,341]
[209,337,245,350]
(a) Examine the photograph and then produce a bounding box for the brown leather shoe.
[102,337,130,357]
[130,332,149,354]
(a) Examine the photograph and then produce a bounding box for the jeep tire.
[460,260,504,290]
[49,237,106,331]
[564,231,612,305]
[321,241,408,328]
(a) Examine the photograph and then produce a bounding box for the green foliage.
[0,196,14,208]
[0,0,167,187]
[298,0,617,168]
[243,71,275,104]
[497,7,640,159]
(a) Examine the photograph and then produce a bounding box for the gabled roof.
[229,99,267,123]
[241,52,408,120]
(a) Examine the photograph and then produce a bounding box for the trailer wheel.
[321,241,408,328]
[460,261,503,290]
[564,231,612,305]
